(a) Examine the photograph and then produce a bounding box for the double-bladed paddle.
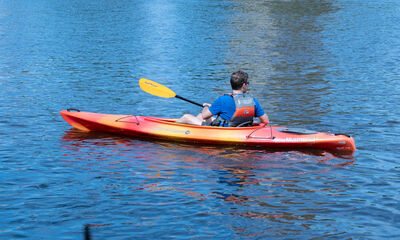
[139,78,203,107]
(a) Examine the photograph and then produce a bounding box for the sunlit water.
[1,1,400,239]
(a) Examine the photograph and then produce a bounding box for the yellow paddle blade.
[139,78,176,98]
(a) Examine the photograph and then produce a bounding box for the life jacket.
[229,94,255,127]
[211,94,255,127]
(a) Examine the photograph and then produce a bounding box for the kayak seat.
[234,121,253,127]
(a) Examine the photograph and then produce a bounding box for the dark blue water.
[1,1,400,239]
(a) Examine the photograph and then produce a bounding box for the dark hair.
[230,71,249,90]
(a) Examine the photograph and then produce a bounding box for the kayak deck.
[60,110,356,155]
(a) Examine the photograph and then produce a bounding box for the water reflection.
[60,129,356,237]
[225,1,340,127]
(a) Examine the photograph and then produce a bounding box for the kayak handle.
[67,108,81,112]
[246,125,275,140]
[115,115,140,125]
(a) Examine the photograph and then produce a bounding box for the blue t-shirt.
[208,94,265,126]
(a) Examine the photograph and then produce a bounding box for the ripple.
[1,0,400,239]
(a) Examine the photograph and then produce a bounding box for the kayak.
[60,109,356,155]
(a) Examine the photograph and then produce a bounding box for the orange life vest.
[228,94,255,127]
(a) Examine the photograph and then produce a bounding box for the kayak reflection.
[60,129,356,236]
[60,129,355,202]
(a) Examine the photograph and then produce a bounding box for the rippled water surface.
[1,1,400,239]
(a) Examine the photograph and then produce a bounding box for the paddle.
[139,78,203,107]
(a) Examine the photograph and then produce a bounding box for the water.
[1,0,400,239]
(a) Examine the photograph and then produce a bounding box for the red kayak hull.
[60,110,356,155]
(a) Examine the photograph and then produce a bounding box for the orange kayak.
[60,109,356,155]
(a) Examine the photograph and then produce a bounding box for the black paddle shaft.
[175,95,203,107]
